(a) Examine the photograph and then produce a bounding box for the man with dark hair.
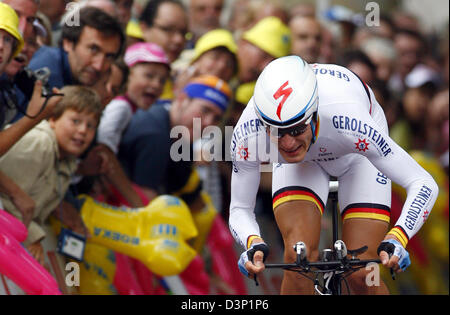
[139,0,187,63]
[29,6,124,88]
[27,6,139,236]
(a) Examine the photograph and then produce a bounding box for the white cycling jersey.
[229,63,438,250]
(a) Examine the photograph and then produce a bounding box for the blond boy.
[0,86,102,264]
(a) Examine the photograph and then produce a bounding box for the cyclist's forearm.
[365,132,439,248]
[389,175,438,248]
[229,161,262,249]
[229,206,262,249]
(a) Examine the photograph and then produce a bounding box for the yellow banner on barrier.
[80,195,198,276]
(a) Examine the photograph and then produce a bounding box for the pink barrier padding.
[0,233,61,295]
[102,184,150,208]
[130,258,162,295]
[0,209,27,242]
[179,255,210,295]
[131,185,150,205]
[207,216,247,295]
[113,253,144,295]
[0,208,61,295]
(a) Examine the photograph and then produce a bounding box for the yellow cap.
[0,2,24,58]
[125,19,144,39]
[192,29,237,62]
[236,81,255,105]
[242,16,291,58]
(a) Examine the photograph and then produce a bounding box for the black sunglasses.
[267,122,309,138]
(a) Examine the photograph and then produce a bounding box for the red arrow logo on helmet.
[273,81,293,120]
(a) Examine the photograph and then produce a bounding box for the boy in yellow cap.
[237,16,291,83]
[0,2,23,73]
[173,28,238,93]
[190,29,238,82]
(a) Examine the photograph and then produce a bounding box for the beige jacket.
[0,120,77,245]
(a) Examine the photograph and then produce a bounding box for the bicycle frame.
[265,181,382,295]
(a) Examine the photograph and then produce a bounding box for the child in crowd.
[0,2,23,75]
[97,42,170,154]
[173,29,238,95]
[0,86,102,265]
[1,1,24,128]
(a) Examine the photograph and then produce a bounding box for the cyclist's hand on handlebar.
[377,238,411,273]
[238,240,269,278]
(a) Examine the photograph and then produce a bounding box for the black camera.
[14,66,52,100]
[33,67,52,97]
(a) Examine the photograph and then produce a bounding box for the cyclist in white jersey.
[229,56,438,294]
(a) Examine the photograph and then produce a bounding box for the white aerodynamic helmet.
[253,55,318,129]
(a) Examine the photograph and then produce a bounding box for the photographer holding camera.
[1,0,62,151]
[0,2,63,228]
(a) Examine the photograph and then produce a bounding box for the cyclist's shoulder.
[234,97,259,124]
[311,63,370,106]
[317,98,370,124]
[310,63,356,78]
[231,98,266,144]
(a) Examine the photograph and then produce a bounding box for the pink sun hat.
[124,42,170,69]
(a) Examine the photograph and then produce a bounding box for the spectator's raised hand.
[26,80,64,120]
[77,144,112,176]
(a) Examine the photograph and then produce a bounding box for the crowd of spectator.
[0,0,448,295]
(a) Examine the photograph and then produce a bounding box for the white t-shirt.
[97,96,136,154]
